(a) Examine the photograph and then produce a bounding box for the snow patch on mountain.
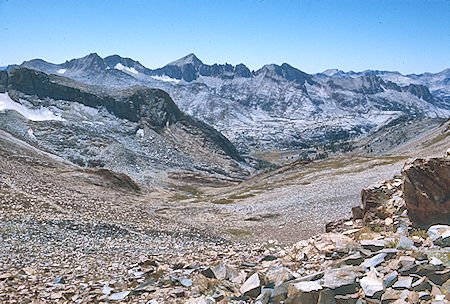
[57,69,67,74]
[114,63,138,75]
[151,75,180,83]
[0,93,64,121]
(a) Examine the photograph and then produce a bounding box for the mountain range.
[4,53,450,155]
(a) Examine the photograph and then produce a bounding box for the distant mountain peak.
[84,52,102,60]
[167,53,203,67]
[321,69,344,76]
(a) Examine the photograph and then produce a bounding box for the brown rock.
[361,180,399,213]
[402,157,450,227]
[286,281,322,304]
[352,206,364,219]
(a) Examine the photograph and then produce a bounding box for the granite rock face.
[402,157,450,227]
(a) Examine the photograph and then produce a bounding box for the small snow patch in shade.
[57,69,67,74]
[136,129,144,137]
[0,93,64,121]
[114,63,138,75]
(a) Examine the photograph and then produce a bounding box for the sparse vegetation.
[212,198,234,205]
[226,228,252,237]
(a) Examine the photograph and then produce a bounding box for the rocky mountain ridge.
[7,53,450,154]
[0,68,249,184]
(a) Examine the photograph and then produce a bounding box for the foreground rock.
[402,157,450,227]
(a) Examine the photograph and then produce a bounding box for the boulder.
[392,276,413,289]
[402,157,450,227]
[314,233,361,255]
[240,273,261,298]
[362,253,387,270]
[264,265,294,287]
[286,281,322,304]
[427,225,450,247]
[321,267,361,295]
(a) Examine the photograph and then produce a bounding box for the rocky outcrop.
[87,168,141,192]
[361,177,403,216]
[402,157,450,227]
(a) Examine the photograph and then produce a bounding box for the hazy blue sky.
[0,0,449,74]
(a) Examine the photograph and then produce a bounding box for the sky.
[0,0,449,74]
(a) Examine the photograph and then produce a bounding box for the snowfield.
[114,63,139,75]
[0,93,64,121]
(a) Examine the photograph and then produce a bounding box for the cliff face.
[7,68,181,129]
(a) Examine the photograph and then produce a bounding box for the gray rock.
[398,256,416,273]
[429,257,443,266]
[211,263,227,280]
[383,271,398,288]
[428,225,449,240]
[102,285,113,295]
[360,240,386,252]
[396,236,415,250]
[381,288,403,302]
[255,288,273,304]
[53,277,65,284]
[429,225,450,247]
[342,252,365,266]
[108,291,130,301]
[335,293,360,304]
[318,288,337,304]
[392,276,413,289]
[418,291,431,301]
[265,265,294,287]
[411,276,431,291]
[322,267,361,295]
[272,281,290,303]
[290,281,323,292]
[200,267,215,279]
[240,273,261,298]
[180,278,192,287]
[360,274,384,297]
[362,253,387,269]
